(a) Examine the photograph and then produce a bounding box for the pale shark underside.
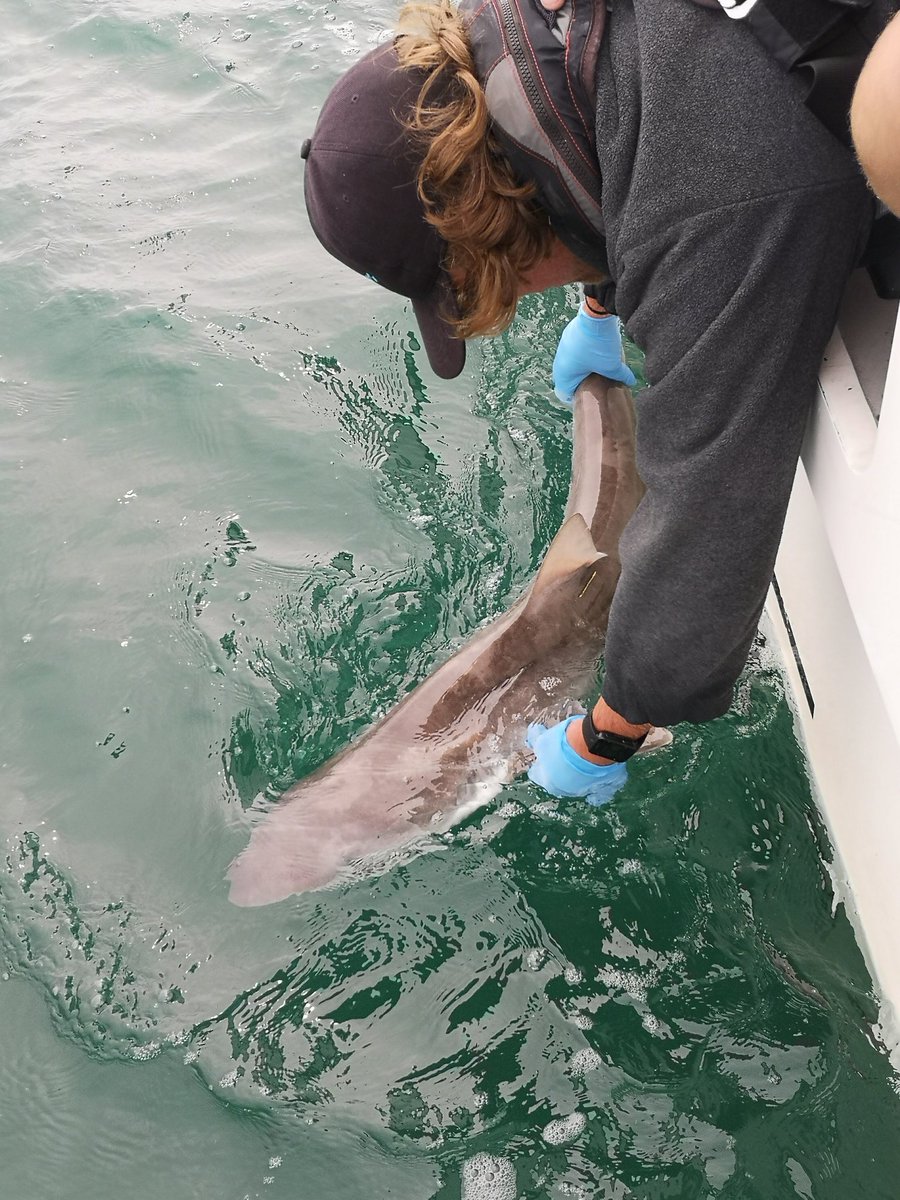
[228,375,658,906]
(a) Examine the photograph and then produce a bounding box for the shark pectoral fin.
[528,514,605,600]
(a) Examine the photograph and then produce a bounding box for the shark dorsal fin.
[528,513,606,600]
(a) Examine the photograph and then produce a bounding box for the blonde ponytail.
[396,1,553,337]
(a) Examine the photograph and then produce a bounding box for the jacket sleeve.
[600,177,870,726]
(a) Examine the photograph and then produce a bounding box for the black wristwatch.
[581,709,648,762]
[582,281,617,315]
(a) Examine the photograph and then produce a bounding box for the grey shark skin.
[228,376,645,906]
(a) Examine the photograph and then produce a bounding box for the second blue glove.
[552,308,637,403]
[526,716,628,807]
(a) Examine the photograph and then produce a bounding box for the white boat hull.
[766,281,900,1060]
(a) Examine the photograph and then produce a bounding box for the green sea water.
[2,2,900,1197]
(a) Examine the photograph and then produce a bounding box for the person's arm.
[601,175,871,729]
[527,173,871,796]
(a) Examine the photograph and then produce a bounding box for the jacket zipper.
[498,0,600,201]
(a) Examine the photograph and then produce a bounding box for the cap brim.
[411,273,466,380]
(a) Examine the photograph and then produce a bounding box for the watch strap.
[581,710,648,762]
[582,281,617,315]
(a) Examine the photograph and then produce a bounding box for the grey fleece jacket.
[594,0,880,726]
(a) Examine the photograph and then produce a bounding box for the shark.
[228,375,665,906]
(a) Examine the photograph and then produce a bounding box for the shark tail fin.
[527,513,606,602]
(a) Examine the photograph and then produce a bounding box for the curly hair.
[395,0,554,338]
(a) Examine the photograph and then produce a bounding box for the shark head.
[228,805,349,906]
[227,770,396,905]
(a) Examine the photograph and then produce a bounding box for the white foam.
[542,1112,587,1145]
[461,1153,517,1200]
[132,1041,161,1061]
[568,1047,603,1077]
[531,800,566,821]
[597,967,649,1003]
[453,762,510,820]
[495,801,522,819]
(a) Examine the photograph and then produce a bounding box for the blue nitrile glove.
[552,308,637,403]
[526,715,628,806]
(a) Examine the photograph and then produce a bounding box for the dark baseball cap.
[301,43,466,380]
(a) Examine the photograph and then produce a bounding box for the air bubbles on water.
[461,1153,516,1200]
[568,1047,602,1077]
[333,22,357,46]
[532,800,564,821]
[132,1041,161,1061]
[542,1111,586,1145]
[597,967,649,1004]
[495,801,522,819]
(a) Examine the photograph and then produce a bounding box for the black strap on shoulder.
[709,0,880,146]
[741,0,871,69]
[755,0,879,146]
[709,0,900,298]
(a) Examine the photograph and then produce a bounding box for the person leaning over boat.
[300,0,895,801]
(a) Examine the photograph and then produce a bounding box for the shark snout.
[227,816,353,905]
